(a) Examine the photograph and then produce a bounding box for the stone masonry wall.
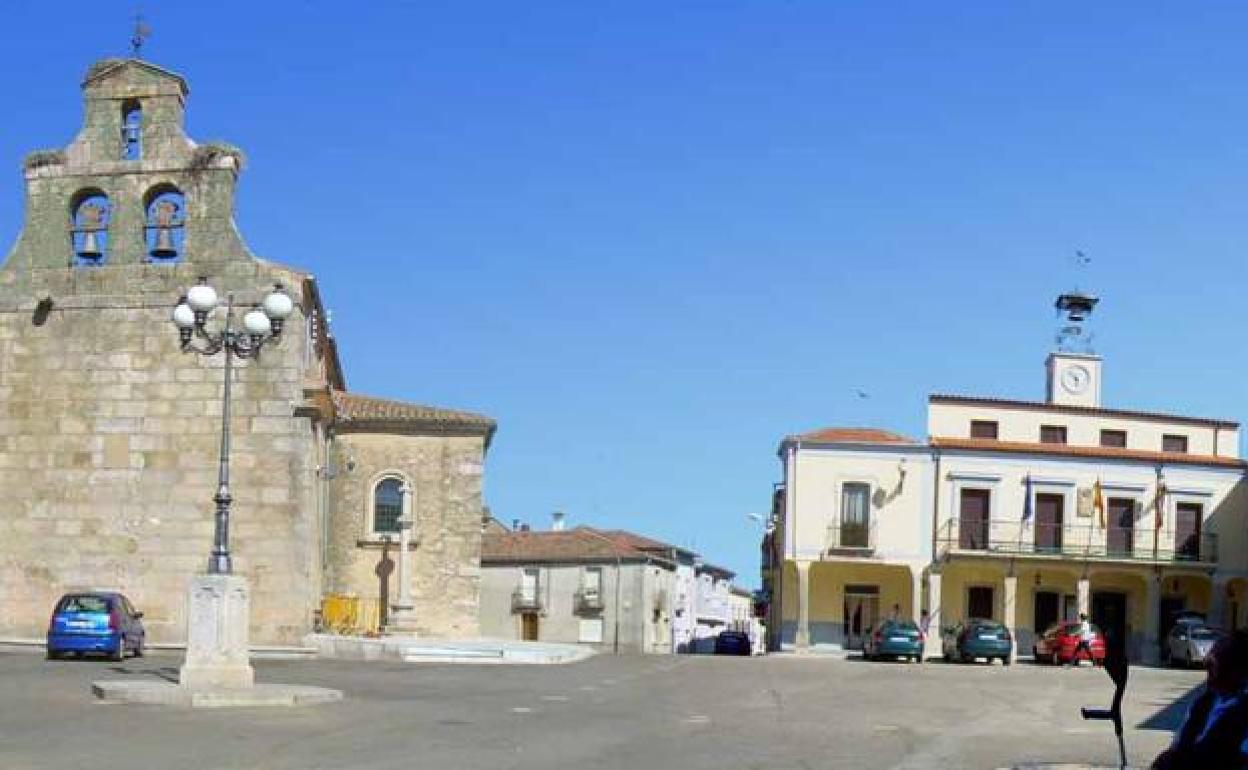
[0,262,322,645]
[0,60,324,646]
[327,433,485,637]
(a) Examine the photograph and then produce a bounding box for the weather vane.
[130,12,151,58]
[1055,250,1099,353]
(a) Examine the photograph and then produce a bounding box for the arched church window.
[371,477,406,536]
[121,100,142,160]
[144,186,185,262]
[69,191,110,266]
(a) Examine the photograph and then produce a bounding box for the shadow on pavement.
[106,664,179,683]
[1137,682,1202,732]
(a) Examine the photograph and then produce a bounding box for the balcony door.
[1106,497,1134,556]
[1175,502,1202,560]
[840,483,871,548]
[959,488,990,550]
[1034,493,1064,553]
[520,568,539,604]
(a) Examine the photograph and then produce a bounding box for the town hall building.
[764,292,1248,663]
[0,58,495,645]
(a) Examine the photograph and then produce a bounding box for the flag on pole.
[1155,477,1168,531]
[1093,479,1106,529]
[1022,474,1033,522]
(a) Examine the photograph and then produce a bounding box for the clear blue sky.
[3,2,1248,586]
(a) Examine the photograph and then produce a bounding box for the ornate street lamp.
[171,277,294,574]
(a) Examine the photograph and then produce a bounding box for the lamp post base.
[179,574,255,690]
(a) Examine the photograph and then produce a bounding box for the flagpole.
[1152,467,1164,560]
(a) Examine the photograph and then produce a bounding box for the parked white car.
[1162,623,1222,668]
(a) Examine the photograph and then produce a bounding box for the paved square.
[0,648,1203,769]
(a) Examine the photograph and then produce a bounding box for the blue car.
[46,592,146,661]
[862,619,924,662]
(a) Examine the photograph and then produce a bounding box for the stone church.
[0,58,495,645]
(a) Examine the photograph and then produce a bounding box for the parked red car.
[1032,621,1106,665]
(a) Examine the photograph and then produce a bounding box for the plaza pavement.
[0,647,1202,769]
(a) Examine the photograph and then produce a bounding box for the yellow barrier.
[319,594,382,636]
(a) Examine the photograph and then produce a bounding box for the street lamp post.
[169,277,294,691]
[172,277,294,574]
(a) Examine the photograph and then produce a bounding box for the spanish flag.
[1093,479,1106,529]
[1155,478,1168,531]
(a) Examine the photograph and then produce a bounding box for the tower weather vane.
[1055,250,1099,354]
[130,12,151,58]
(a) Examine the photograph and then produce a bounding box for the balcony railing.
[574,588,604,613]
[936,518,1217,564]
[825,517,877,555]
[511,588,542,612]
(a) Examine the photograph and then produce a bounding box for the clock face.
[1061,365,1091,395]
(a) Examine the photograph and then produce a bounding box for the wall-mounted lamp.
[1035,572,1042,588]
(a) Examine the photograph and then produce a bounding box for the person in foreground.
[1153,629,1248,769]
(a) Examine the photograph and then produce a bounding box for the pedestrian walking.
[1070,613,1096,667]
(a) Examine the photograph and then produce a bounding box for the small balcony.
[511,588,542,613]
[825,518,877,556]
[574,588,604,613]
[936,518,1218,565]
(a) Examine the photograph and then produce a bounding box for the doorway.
[1092,591,1128,653]
[844,585,880,650]
[959,488,990,549]
[968,586,995,620]
[1034,493,1064,553]
[1107,498,1134,556]
[1175,503,1203,560]
[1034,590,1060,634]
[520,612,539,641]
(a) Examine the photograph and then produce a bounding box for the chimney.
[552,511,566,531]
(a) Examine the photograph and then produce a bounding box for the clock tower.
[1046,292,1102,408]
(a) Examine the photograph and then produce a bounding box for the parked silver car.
[1163,623,1222,667]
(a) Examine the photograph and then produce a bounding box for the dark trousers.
[1071,640,1095,665]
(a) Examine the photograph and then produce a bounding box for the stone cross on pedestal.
[386,483,419,634]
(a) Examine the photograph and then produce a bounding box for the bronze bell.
[75,202,104,259]
[77,229,102,259]
[151,225,176,258]
[149,200,179,258]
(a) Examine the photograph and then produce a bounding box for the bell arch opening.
[69,189,111,266]
[143,184,186,262]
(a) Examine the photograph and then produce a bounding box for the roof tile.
[931,437,1247,468]
[929,394,1238,429]
[791,427,917,445]
[332,390,495,437]
[481,527,675,566]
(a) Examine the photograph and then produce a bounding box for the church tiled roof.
[331,390,495,443]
